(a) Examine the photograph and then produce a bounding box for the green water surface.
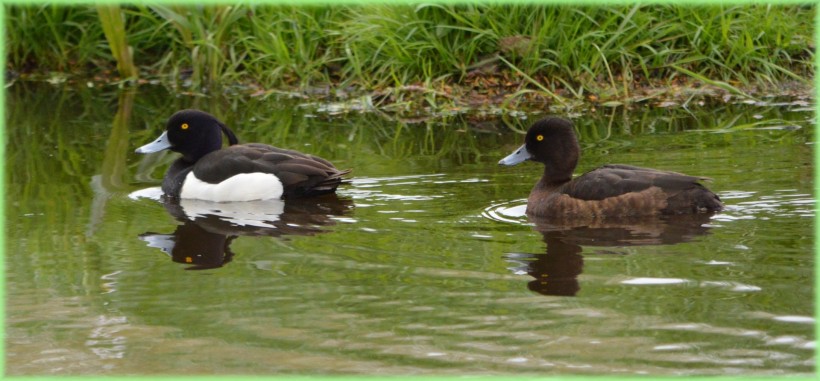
[4,83,814,375]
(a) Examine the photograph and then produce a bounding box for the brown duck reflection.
[504,213,716,296]
[139,194,353,270]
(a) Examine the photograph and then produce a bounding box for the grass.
[96,4,138,79]
[4,3,814,107]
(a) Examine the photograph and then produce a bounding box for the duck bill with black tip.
[498,144,532,166]
[135,131,172,154]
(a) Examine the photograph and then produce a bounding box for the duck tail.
[300,169,352,198]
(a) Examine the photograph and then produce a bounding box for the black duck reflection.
[504,213,716,296]
[137,192,353,270]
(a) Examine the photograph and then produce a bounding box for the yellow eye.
[536,134,544,141]
[181,123,189,130]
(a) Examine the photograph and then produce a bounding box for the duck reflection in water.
[504,213,715,296]
[139,193,353,270]
[498,117,723,296]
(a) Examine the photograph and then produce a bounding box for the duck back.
[187,144,348,198]
[528,164,723,217]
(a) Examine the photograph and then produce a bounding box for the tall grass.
[4,3,813,101]
[241,6,342,87]
[147,4,250,88]
[96,4,138,79]
[5,5,105,72]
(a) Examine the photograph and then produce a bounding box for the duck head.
[136,109,239,163]
[498,117,580,183]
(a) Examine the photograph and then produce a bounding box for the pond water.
[5,82,814,376]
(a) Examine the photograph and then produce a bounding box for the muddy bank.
[7,68,813,119]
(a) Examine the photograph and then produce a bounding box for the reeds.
[5,4,814,101]
[96,4,138,80]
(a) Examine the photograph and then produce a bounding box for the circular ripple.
[482,199,529,225]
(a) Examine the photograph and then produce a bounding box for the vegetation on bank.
[5,3,815,110]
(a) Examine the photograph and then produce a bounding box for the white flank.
[181,172,284,202]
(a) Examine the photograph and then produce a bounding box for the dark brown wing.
[192,144,350,198]
[561,164,722,213]
[562,165,702,200]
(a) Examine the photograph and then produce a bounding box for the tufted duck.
[136,109,350,201]
[499,117,723,218]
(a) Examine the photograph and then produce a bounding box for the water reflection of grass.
[7,84,811,191]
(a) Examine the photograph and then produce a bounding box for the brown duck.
[499,117,723,218]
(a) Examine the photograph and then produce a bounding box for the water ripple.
[715,189,813,221]
[482,200,529,225]
[345,174,451,202]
